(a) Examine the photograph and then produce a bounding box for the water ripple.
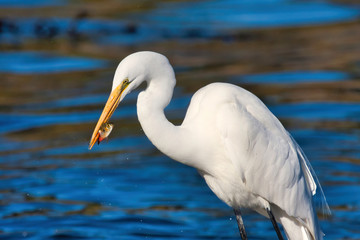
[0,51,107,74]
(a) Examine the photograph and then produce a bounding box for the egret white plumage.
[89,51,330,240]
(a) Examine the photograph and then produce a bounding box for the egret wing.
[216,97,313,219]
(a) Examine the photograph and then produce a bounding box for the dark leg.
[234,208,247,240]
[266,208,284,240]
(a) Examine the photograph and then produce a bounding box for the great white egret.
[89,51,330,240]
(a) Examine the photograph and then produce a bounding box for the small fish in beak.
[98,122,114,144]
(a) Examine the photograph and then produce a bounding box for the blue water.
[0,0,360,239]
[272,102,360,121]
[0,51,107,74]
[0,0,359,46]
[0,0,64,7]
[141,0,360,34]
[233,71,349,84]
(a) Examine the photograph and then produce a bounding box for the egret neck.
[137,74,197,168]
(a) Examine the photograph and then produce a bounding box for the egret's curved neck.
[137,72,195,166]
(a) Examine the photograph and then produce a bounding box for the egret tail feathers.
[274,206,323,240]
[281,218,315,240]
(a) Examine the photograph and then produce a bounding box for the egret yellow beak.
[88,81,129,150]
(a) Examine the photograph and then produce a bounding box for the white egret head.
[89,51,173,149]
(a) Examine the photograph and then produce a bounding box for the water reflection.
[0,0,359,239]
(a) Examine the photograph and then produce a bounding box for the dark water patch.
[233,70,349,84]
[0,51,107,74]
[0,0,64,8]
[131,231,181,239]
[0,17,159,46]
[51,232,89,240]
[0,215,102,239]
[107,215,180,226]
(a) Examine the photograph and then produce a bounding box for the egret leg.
[266,208,284,240]
[234,208,248,240]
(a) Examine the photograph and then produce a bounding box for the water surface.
[0,0,359,239]
[0,51,107,74]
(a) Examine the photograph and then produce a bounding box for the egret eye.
[120,78,130,92]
